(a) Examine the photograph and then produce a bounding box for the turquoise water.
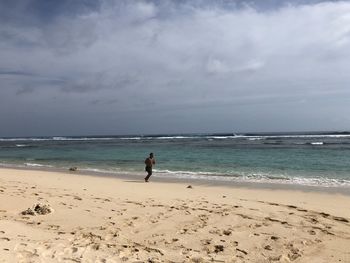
[1,133,350,187]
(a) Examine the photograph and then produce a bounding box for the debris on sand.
[69,167,78,171]
[214,245,224,253]
[187,185,193,189]
[21,203,54,216]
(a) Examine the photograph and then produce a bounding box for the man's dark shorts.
[145,166,152,175]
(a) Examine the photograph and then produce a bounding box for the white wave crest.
[25,163,52,167]
[52,137,115,141]
[152,169,350,188]
[153,169,222,176]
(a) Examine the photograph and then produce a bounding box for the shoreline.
[1,164,350,196]
[0,167,350,262]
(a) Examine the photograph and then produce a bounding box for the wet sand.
[0,168,349,262]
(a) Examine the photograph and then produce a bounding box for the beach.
[0,168,349,262]
[2,0,350,261]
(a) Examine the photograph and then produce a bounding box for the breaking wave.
[153,169,350,188]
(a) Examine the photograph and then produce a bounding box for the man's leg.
[144,167,152,182]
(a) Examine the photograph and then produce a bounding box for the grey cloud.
[0,69,66,96]
[41,16,99,55]
[1,0,350,136]
[0,70,36,77]
[60,73,138,93]
[16,87,35,95]
[0,0,101,26]
[89,98,121,106]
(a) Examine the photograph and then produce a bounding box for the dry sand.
[0,168,349,262]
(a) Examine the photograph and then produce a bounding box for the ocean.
[1,132,350,188]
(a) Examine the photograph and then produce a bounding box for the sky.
[1,0,350,136]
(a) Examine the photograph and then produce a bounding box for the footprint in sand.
[237,213,254,220]
[270,236,279,241]
[231,241,238,246]
[48,225,60,230]
[73,196,82,201]
[265,217,289,225]
[222,229,232,236]
[126,221,134,227]
[297,208,308,212]
[308,230,316,235]
[149,218,158,224]
[264,245,272,251]
[236,248,248,256]
[208,229,222,236]
[332,216,349,223]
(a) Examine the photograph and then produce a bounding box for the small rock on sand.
[187,185,193,189]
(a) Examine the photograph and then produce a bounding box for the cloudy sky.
[1,0,350,136]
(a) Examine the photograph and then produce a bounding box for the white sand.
[0,168,349,262]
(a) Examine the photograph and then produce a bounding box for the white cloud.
[206,58,264,74]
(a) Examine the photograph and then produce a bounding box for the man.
[144,152,155,182]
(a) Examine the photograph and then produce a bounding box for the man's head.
[150,153,154,158]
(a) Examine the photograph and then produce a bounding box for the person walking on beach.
[144,153,155,182]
